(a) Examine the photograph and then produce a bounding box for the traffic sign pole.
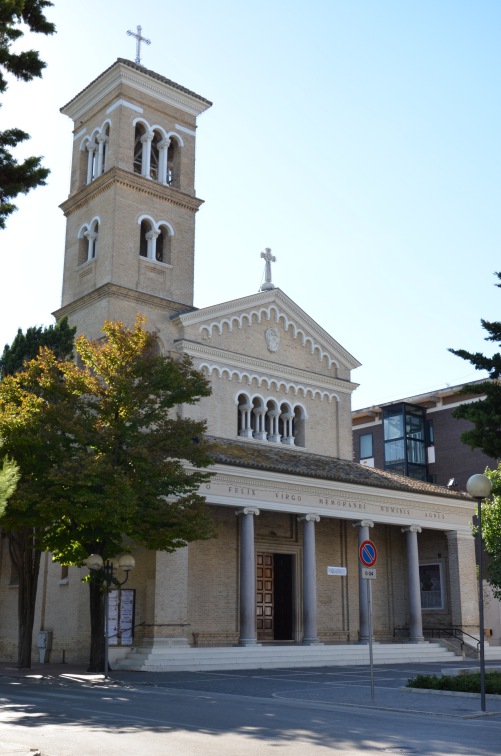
[368,580,375,702]
[359,539,377,702]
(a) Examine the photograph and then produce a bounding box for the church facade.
[0,59,481,665]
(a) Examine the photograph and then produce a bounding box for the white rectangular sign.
[327,566,347,576]
[361,568,376,580]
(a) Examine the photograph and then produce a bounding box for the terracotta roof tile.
[205,436,470,501]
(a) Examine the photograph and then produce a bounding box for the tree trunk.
[87,576,105,672]
[9,528,42,669]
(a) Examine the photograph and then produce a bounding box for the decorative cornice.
[173,340,356,399]
[53,283,194,321]
[59,167,203,217]
[61,59,212,122]
[176,288,361,371]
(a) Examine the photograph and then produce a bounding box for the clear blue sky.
[2,1,500,408]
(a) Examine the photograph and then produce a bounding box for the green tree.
[0,457,19,516]
[481,466,501,600]
[0,1,55,229]
[449,272,501,459]
[0,317,214,671]
[0,316,75,668]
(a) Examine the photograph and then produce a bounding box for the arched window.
[237,394,253,438]
[252,398,267,441]
[236,393,306,447]
[80,122,111,186]
[77,218,99,265]
[139,218,152,258]
[293,406,306,447]
[134,123,147,175]
[155,224,172,264]
[279,403,294,445]
[266,400,281,443]
[139,217,173,263]
[150,130,162,180]
[167,137,181,187]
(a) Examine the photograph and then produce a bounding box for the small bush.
[407,671,501,694]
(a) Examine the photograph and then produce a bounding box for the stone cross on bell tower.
[260,248,276,291]
[127,25,151,65]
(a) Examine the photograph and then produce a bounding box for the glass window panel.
[360,433,373,459]
[406,411,425,440]
[383,412,404,440]
[420,564,443,609]
[384,439,405,463]
[407,439,426,464]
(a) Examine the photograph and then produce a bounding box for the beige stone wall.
[188,506,239,645]
[183,368,352,458]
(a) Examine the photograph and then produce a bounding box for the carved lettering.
[379,506,411,516]
[318,498,366,510]
[227,486,256,496]
[275,493,302,502]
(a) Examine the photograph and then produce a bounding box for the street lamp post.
[85,553,136,679]
[466,473,493,713]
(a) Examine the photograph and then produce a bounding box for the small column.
[402,525,424,642]
[145,229,160,260]
[238,403,253,438]
[96,135,106,178]
[141,132,154,178]
[299,514,321,644]
[86,143,96,184]
[237,507,260,646]
[253,409,267,441]
[267,410,281,443]
[353,520,374,643]
[84,231,97,261]
[158,138,170,184]
[281,413,295,446]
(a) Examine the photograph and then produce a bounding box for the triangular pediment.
[173,289,360,384]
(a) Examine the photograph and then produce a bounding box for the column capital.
[236,507,260,517]
[402,525,422,534]
[141,131,154,144]
[353,519,374,529]
[298,514,320,523]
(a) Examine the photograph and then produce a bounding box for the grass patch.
[407,671,501,694]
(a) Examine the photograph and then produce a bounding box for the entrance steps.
[115,641,457,672]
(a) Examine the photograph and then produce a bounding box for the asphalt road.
[1,663,501,755]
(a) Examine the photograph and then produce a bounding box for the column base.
[302,638,323,645]
[238,639,262,647]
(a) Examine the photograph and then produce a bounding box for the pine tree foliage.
[449,272,501,459]
[0,1,55,229]
[0,316,75,378]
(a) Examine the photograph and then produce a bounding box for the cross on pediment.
[260,248,276,291]
[127,25,151,65]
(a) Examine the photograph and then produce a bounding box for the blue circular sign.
[360,540,377,567]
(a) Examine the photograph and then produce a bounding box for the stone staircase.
[115,641,458,672]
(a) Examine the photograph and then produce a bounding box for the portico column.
[237,507,260,646]
[353,520,374,643]
[402,525,424,642]
[299,514,321,644]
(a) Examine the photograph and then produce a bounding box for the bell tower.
[54,58,211,340]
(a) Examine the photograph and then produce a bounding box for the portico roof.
[205,436,470,501]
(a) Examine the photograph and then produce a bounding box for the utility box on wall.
[37,631,53,663]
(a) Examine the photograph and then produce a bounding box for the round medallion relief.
[265,327,280,352]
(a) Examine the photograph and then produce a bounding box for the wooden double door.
[256,552,294,641]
